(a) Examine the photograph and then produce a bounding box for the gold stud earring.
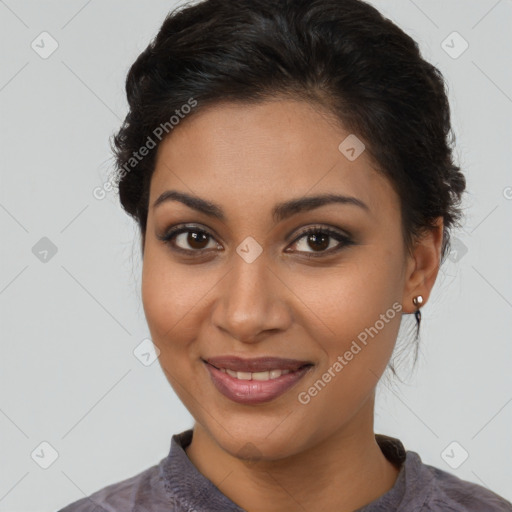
[412,295,423,307]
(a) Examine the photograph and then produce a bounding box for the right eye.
[157,224,223,255]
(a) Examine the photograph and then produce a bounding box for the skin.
[141,98,443,512]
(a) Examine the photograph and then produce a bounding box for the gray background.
[0,1,511,510]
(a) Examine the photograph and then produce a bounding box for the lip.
[204,355,312,372]
[203,357,314,405]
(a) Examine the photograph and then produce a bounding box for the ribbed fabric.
[57,429,512,512]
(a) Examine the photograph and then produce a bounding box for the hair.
[110,0,467,381]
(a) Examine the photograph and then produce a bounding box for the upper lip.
[204,356,313,372]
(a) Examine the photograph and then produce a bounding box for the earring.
[412,295,423,328]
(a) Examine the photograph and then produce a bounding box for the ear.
[402,216,444,314]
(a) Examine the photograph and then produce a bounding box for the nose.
[211,252,292,344]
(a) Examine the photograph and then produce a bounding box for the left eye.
[287,227,353,256]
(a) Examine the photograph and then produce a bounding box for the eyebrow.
[152,190,370,223]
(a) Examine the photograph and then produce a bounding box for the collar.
[162,429,411,512]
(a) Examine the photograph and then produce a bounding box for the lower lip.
[204,362,312,405]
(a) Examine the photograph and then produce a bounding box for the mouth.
[202,356,314,404]
[204,355,313,376]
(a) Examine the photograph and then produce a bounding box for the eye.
[157,224,354,258]
[286,226,354,257]
[157,224,221,254]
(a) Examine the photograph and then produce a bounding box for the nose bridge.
[212,249,288,342]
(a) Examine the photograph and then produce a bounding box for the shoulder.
[406,451,512,512]
[56,458,177,512]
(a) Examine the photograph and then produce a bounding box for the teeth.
[221,368,292,380]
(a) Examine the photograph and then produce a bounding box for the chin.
[202,416,313,462]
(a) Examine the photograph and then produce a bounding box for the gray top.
[57,429,512,512]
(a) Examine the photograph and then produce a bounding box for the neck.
[185,396,400,512]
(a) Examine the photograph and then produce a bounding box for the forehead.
[150,99,398,220]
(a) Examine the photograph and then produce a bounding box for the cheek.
[141,251,207,404]
[291,246,403,368]
[141,248,206,340]
[290,264,402,441]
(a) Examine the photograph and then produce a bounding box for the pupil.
[308,233,328,251]
[189,231,208,249]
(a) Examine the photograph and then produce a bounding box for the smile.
[217,368,292,380]
[203,356,314,404]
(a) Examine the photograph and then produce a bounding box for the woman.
[59,0,512,510]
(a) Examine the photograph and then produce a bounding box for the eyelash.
[157,224,354,259]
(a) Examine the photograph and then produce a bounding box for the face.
[141,98,413,460]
